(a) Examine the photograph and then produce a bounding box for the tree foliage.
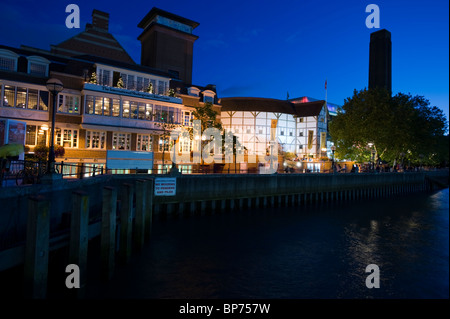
[329,88,448,166]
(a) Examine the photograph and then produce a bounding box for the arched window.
[27,56,50,77]
[0,49,19,72]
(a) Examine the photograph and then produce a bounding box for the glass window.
[204,95,214,103]
[143,78,150,92]
[38,91,49,111]
[112,98,120,117]
[158,136,169,152]
[137,134,152,151]
[85,95,94,114]
[145,103,153,120]
[150,79,156,93]
[16,87,27,108]
[0,57,15,71]
[136,77,143,91]
[29,63,47,76]
[112,132,131,150]
[138,102,146,120]
[26,125,37,145]
[158,81,165,95]
[3,85,15,107]
[127,75,135,90]
[94,96,103,115]
[103,98,111,116]
[99,69,110,86]
[58,94,80,114]
[154,105,161,122]
[86,131,106,149]
[27,89,38,110]
[130,101,138,119]
[168,107,174,124]
[121,73,128,88]
[56,128,78,148]
[184,111,191,126]
[122,100,130,118]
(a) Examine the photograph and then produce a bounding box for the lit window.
[58,94,80,114]
[137,134,152,151]
[56,128,78,148]
[86,131,106,149]
[112,132,131,150]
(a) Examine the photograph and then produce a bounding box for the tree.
[89,72,97,84]
[329,88,448,166]
[146,82,153,93]
[116,76,124,88]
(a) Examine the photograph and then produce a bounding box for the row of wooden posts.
[22,177,431,298]
[24,178,154,299]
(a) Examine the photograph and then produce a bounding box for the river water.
[84,187,449,299]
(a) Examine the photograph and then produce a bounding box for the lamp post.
[46,78,64,175]
[330,145,336,173]
[367,142,374,172]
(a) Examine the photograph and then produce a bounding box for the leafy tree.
[329,88,448,166]
[116,76,124,88]
[89,72,97,84]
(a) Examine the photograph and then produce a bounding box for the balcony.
[83,83,182,104]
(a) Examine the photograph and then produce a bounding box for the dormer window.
[27,56,50,77]
[202,90,215,104]
[188,87,200,97]
[0,49,19,72]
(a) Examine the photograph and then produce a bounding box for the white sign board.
[154,178,177,196]
[106,150,153,170]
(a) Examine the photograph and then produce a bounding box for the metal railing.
[0,159,105,187]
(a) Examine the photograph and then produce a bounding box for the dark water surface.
[83,188,449,299]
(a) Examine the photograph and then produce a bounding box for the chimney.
[91,9,109,32]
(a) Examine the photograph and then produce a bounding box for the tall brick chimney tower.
[137,8,199,85]
[369,29,392,93]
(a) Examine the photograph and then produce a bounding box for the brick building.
[0,8,220,175]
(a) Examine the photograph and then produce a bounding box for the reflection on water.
[84,188,449,299]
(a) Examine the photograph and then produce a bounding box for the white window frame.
[112,132,131,150]
[58,93,81,114]
[86,130,106,149]
[0,49,19,72]
[27,56,50,77]
[136,134,153,152]
[56,128,78,148]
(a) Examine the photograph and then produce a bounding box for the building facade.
[0,8,219,175]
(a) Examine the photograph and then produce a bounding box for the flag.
[287,91,289,100]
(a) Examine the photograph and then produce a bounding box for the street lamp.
[330,145,336,173]
[46,78,64,174]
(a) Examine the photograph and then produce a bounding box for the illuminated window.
[86,131,106,149]
[112,132,131,150]
[137,134,152,151]
[56,128,78,148]
[58,94,80,114]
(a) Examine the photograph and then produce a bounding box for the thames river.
[84,187,449,299]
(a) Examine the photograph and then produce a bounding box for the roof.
[138,7,200,30]
[220,97,326,117]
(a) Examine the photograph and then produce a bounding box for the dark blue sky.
[1,0,448,122]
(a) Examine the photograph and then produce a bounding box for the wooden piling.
[101,186,117,282]
[24,196,50,299]
[69,191,90,296]
[134,180,147,250]
[119,183,134,264]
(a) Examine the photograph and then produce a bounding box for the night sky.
[1,0,448,123]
